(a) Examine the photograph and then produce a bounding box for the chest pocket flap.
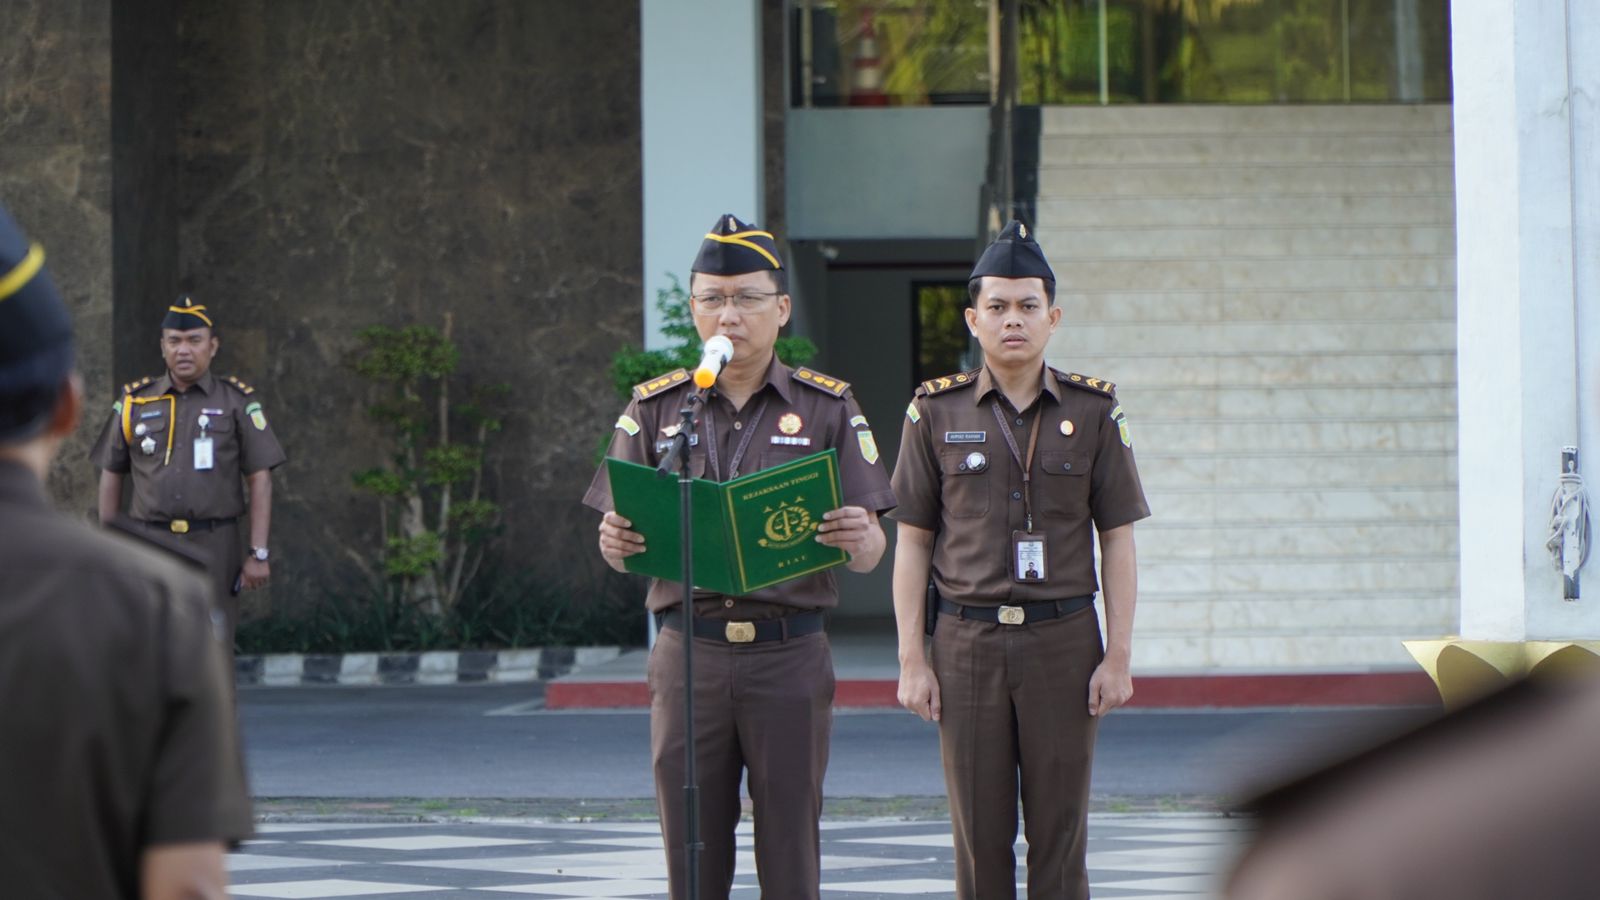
[1038,450,1091,517]
[938,451,990,518]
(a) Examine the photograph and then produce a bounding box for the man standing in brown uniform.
[889,221,1150,900]
[585,214,895,899]
[90,299,287,648]
[0,203,252,898]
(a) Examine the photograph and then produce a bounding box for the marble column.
[0,0,114,516]
[1452,0,1596,640]
[640,0,764,347]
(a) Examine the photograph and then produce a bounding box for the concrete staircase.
[1035,105,1458,671]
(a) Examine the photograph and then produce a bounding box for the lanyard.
[705,396,768,480]
[991,398,1043,532]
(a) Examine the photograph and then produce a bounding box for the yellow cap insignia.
[779,412,803,435]
[858,430,880,465]
[905,402,921,424]
[616,414,641,436]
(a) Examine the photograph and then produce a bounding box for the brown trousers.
[932,605,1104,900]
[150,518,241,650]
[648,626,835,900]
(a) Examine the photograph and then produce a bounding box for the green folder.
[606,448,849,594]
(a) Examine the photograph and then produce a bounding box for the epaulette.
[1057,371,1116,397]
[632,368,690,401]
[121,376,154,396]
[222,374,256,396]
[917,370,980,397]
[793,367,849,397]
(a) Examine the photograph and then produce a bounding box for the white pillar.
[640,0,764,349]
[1452,0,1594,640]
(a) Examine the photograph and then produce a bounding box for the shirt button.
[1012,491,1022,500]
[1062,462,1072,471]
[733,421,743,430]
[1015,417,1025,427]
[724,598,734,608]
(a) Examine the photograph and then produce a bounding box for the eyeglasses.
[690,291,782,314]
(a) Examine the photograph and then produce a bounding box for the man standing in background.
[91,297,287,649]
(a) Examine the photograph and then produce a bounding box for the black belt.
[658,609,825,644]
[139,516,238,535]
[938,594,1094,626]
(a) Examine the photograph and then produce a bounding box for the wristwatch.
[251,546,270,562]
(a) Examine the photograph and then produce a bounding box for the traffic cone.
[849,10,889,106]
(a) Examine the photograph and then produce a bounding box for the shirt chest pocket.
[939,451,990,519]
[129,413,168,448]
[1038,450,1091,517]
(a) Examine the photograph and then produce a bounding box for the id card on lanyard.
[994,399,1047,583]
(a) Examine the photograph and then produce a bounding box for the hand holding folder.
[606,449,849,594]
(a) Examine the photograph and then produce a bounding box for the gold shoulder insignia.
[632,368,690,401]
[222,375,256,396]
[1058,371,1116,397]
[122,376,155,395]
[793,367,849,397]
[919,370,980,397]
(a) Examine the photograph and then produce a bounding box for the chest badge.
[140,436,158,456]
[1060,419,1075,436]
[778,412,803,435]
[945,431,986,443]
[961,451,987,472]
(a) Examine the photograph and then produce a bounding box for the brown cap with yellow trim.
[0,202,74,441]
[162,294,214,331]
[691,213,782,276]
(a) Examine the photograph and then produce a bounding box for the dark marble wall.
[0,0,114,514]
[155,1,643,607]
[111,0,180,388]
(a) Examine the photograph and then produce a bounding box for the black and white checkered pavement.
[229,815,1249,898]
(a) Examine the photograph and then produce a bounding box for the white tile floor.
[229,815,1252,898]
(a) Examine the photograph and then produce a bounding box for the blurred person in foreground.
[0,201,252,899]
[1229,674,1600,900]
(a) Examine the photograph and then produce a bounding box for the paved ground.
[239,684,1435,805]
[230,815,1251,898]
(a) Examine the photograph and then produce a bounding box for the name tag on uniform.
[945,431,986,443]
[194,436,215,471]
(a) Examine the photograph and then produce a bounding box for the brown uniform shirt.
[584,356,896,615]
[89,370,287,521]
[0,461,253,898]
[890,365,1150,605]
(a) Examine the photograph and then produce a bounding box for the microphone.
[693,335,734,389]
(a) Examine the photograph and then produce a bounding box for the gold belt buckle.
[724,621,756,643]
[997,605,1026,626]
[169,519,190,535]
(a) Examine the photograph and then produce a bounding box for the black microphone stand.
[656,386,707,900]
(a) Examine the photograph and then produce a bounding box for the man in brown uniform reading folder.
[890,221,1150,900]
[585,214,895,899]
[90,297,287,649]
[0,202,252,898]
